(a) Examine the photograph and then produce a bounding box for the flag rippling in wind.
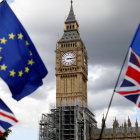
[116,24,140,107]
[0,1,48,101]
[0,98,18,136]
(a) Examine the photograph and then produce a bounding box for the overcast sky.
[0,0,140,139]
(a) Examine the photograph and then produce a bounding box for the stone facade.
[55,0,88,108]
[91,116,140,140]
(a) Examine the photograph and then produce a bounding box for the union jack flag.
[116,24,140,108]
[0,98,18,136]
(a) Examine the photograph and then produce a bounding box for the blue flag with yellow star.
[0,1,48,101]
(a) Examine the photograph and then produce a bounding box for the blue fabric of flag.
[0,1,48,101]
[121,79,135,87]
[129,51,139,67]
[0,120,12,131]
[130,23,140,56]
[0,98,13,113]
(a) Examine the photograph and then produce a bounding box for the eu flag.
[0,1,48,101]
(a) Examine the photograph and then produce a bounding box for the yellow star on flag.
[18,70,23,77]
[28,59,34,66]
[0,47,2,52]
[0,56,2,61]
[18,33,23,40]
[30,51,32,56]
[1,64,7,71]
[26,41,29,46]
[9,33,15,40]
[25,67,30,73]
[1,37,7,44]
[9,70,16,77]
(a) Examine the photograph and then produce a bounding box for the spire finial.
[57,34,59,41]
[102,114,104,120]
[71,0,73,7]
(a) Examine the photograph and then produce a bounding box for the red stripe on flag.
[0,112,18,123]
[126,66,140,84]
[0,131,3,136]
[116,89,140,95]
[138,102,140,108]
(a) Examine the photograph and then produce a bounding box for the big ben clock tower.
[39,1,97,139]
[55,0,88,108]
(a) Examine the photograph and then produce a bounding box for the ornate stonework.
[91,116,140,140]
[55,1,88,108]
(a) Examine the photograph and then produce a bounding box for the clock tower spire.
[56,0,88,108]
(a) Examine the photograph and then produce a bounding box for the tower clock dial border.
[61,51,76,66]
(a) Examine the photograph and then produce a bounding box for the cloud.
[95,107,137,128]
[87,64,136,112]
[78,0,140,67]
[87,64,128,93]
[2,0,15,3]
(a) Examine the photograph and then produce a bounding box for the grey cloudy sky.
[0,0,140,139]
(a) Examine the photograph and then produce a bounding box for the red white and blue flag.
[116,24,140,108]
[0,98,18,136]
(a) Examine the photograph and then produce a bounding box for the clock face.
[61,52,75,66]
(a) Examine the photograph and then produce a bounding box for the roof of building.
[58,0,82,43]
[65,0,76,22]
[94,127,140,135]
[58,31,81,43]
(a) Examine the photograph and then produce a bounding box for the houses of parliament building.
[39,1,140,140]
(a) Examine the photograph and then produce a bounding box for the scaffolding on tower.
[39,100,97,140]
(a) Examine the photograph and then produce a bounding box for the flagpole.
[98,47,130,140]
